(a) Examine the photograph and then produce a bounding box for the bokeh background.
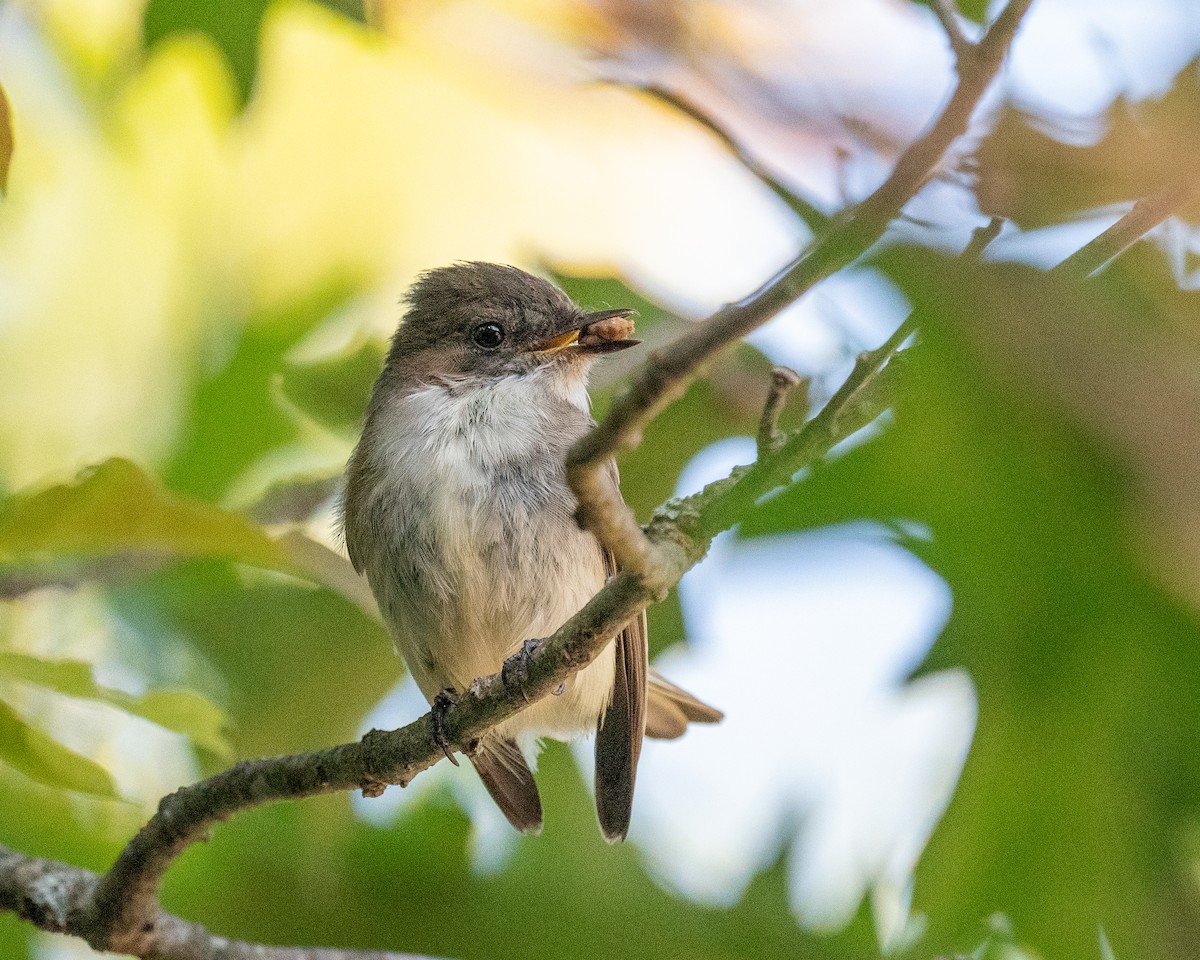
[2,1,1200,958]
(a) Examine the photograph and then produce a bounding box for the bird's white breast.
[352,364,614,743]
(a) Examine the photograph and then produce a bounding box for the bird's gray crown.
[381,262,579,382]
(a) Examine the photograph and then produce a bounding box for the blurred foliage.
[143,0,274,105]
[143,0,368,104]
[745,252,1200,960]
[0,650,230,759]
[2,1,1200,960]
[0,458,289,572]
[0,697,119,798]
[0,81,11,195]
[277,337,388,439]
[975,58,1200,227]
[164,282,362,502]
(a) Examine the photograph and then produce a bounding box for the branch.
[962,214,1006,260]
[71,572,652,955]
[1052,177,1200,277]
[696,186,1171,542]
[567,0,1034,583]
[930,0,974,65]
[0,844,434,960]
[78,312,930,956]
[756,367,805,458]
[630,84,831,233]
[5,283,932,957]
[683,314,918,542]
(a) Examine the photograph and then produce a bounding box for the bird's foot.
[502,638,544,703]
[431,688,460,766]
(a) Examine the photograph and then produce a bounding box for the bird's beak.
[528,308,641,356]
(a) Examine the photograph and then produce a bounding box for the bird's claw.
[502,638,543,703]
[431,688,460,766]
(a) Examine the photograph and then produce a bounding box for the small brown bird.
[342,262,721,840]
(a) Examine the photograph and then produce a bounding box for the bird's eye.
[471,322,505,349]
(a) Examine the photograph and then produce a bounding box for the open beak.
[528,308,641,356]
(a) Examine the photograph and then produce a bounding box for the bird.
[341,261,721,841]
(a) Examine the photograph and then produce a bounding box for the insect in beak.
[528,308,640,355]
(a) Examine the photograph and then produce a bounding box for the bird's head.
[384,262,639,387]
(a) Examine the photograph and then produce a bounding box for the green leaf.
[0,80,12,195]
[0,651,232,758]
[0,460,380,618]
[143,0,370,108]
[0,699,118,798]
[0,458,291,572]
[129,690,231,758]
[143,0,272,107]
[276,338,385,438]
[275,530,380,623]
[165,280,359,501]
[108,559,396,759]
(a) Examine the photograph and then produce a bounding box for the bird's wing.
[593,459,649,843]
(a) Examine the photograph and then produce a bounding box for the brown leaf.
[973,59,1200,226]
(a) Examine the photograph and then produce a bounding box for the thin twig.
[964,215,1005,260]
[567,0,1034,585]
[756,367,805,458]
[1053,178,1199,277]
[631,84,830,232]
[930,0,975,65]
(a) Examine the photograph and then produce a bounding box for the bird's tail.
[471,737,543,834]
[644,671,724,740]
